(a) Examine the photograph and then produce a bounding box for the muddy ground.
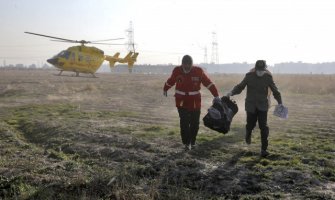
[0,69,334,199]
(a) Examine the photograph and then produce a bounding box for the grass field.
[0,69,334,199]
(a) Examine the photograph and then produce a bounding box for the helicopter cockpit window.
[58,51,71,59]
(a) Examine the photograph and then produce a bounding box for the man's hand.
[213,96,221,104]
[163,91,167,97]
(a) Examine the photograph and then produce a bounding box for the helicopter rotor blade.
[51,39,78,43]
[25,32,76,43]
[51,39,124,45]
[89,42,125,45]
[91,38,125,42]
[26,32,125,45]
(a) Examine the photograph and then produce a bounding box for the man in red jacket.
[163,55,220,150]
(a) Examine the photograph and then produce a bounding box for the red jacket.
[164,66,219,111]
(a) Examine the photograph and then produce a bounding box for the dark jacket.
[231,71,282,113]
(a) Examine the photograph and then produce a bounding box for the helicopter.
[24,32,139,77]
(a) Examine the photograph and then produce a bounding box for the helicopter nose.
[47,58,58,65]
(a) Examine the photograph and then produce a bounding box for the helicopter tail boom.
[106,52,120,67]
[105,52,138,68]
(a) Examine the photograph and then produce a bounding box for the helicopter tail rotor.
[128,52,139,67]
[122,52,138,67]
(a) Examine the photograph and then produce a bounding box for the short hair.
[255,60,267,70]
[182,55,193,65]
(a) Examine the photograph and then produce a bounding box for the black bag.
[203,96,238,134]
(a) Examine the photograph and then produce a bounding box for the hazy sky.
[0,0,334,66]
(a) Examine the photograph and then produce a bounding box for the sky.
[0,0,334,66]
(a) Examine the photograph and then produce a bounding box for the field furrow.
[0,69,334,200]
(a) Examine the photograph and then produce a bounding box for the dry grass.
[0,69,334,199]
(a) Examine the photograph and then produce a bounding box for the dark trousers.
[246,109,269,151]
[177,108,201,145]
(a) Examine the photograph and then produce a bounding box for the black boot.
[260,150,269,157]
[245,129,252,145]
[260,127,269,157]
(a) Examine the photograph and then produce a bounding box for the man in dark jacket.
[227,60,282,157]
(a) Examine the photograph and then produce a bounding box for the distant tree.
[42,63,50,69]
[29,64,37,69]
[15,64,25,69]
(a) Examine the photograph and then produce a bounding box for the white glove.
[213,96,221,104]
[163,91,167,97]
[226,91,232,97]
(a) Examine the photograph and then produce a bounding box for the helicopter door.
[85,55,92,67]
[78,53,84,62]
[70,52,75,62]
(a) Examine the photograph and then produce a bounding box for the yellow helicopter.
[24,32,139,77]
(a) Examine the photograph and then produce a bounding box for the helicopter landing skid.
[53,71,98,78]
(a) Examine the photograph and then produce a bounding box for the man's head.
[255,60,267,71]
[181,55,193,72]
